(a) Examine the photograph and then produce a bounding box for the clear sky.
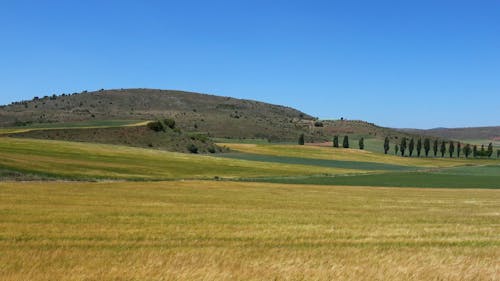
[1,0,499,129]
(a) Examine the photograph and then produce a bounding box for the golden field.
[0,180,498,280]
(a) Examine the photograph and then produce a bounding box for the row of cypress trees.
[298,134,365,150]
[298,133,498,158]
[332,135,364,150]
[384,136,497,158]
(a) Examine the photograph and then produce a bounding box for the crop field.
[0,130,498,280]
[0,138,365,180]
[1,180,499,281]
[223,143,498,167]
[0,120,147,135]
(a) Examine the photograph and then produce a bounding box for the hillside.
[8,125,227,154]
[0,89,316,141]
[0,88,430,144]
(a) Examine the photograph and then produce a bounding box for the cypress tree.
[400,138,407,156]
[497,149,500,158]
[487,143,493,157]
[333,136,339,148]
[298,134,305,145]
[395,144,399,155]
[448,141,454,158]
[424,138,430,157]
[464,144,471,158]
[358,137,364,150]
[440,141,446,157]
[416,138,422,157]
[342,136,349,148]
[457,142,461,158]
[433,140,438,157]
[408,138,415,157]
[383,137,390,154]
[473,145,478,157]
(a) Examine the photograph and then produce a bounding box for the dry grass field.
[0,180,498,280]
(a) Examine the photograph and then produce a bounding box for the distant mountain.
[399,126,500,141]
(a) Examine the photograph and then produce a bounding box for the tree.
[473,145,478,157]
[343,136,349,148]
[448,141,454,158]
[395,144,399,155]
[400,138,407,156]
[333,136,339,148]
[383,137,390,154]
[457,142,461,158]
[497,149,500,158]
[440,141,446,157]
[408,138,415,157]
[424,138,431,157]
[487,143,493,158]
[433,140,438,157]
[416,138,422,157]
[463,144,471,158]
[298,134,305,145]
[358,137,364,150]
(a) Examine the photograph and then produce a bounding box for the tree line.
[385,136,497,158]
[298,134,499,158]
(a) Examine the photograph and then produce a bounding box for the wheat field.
[1,180,498,280]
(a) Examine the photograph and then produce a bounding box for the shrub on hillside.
[163,118,176,129]
[187,144,198,153]
[147,121,165,132]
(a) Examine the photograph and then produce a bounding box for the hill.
[0,88,430,145]
[0,89,316,141]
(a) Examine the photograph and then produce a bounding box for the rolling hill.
[1,88,431,144]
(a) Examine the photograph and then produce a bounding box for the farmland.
[1,181,499,280]
[0,91,499,280]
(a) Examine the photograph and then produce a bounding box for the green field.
[0,120,147,135]
[1,181,498,280]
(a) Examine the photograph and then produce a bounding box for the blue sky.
[0,0,499,129]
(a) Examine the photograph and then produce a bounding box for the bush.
[187,144,198,154]
[163,118,176,129]
[314,121,323,127]
[147,121,165,132]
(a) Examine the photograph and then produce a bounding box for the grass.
[0,180,498,280]
[223,143,499,167]
[244,171,500,189]
[217,152,416,171]
[0,137,363,180]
